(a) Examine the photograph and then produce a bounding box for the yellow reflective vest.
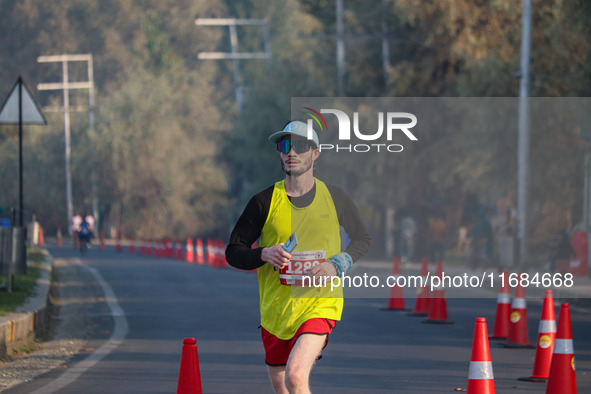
[258,179,343,340]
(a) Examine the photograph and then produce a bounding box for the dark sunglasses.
[277,140,313,154]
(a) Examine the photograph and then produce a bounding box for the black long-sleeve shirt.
[226,182,372,271]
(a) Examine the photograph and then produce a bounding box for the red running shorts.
[261,318,336,366]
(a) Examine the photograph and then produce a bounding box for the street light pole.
[62,59,74,231]
[336,0,345,95]
[517,0,532,267]
[37,54,95,234]
[87,55,98,223]
[195,18,271,114]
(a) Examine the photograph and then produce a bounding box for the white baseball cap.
[268,121,319,148]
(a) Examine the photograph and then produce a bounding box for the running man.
[226,121,371,393]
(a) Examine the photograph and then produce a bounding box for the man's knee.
[284,364,308,391]
[267,366,288,394]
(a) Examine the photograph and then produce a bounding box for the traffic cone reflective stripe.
[491,270,511,339]
[176,338,202,394]
[467,317,495,394]
[553,338,574,354]
[469,361,494,379]
[505,274,533,348]
[520,289,556,381]
[546,303,577,394]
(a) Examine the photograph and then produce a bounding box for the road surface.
[3,245,590,393]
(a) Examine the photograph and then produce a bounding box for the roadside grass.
[0,248,43,316]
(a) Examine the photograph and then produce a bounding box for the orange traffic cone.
[490,270,511,340]
[176,338,202,394]
[195,238,204,265]
[38,226,45,247]
[386,257,406,310]
[185,238,194,263]
[214,239,220,266]
[467,317,495,394]
[206,239,214,266]
[408,257,430,316]
[129,236,135,254]
[519,289,556,382]
[504,273,533,348]
[219,240,229,267]
[545,303,577,394]
[423,261,453,324]
[56,228,62,248]
[214,240,222,267]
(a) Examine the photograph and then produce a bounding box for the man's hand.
[261,244,291,270]
[305,261,337,279]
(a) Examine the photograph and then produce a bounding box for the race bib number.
[279,250,326,286]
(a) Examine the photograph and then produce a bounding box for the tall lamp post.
[517,0,532,267]
[195,18,271,114]
[37,54,97,233]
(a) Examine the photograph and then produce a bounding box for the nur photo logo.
[302,106,418,153]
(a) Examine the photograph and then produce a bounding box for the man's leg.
[267,366,288,394]
[284,333,327,394]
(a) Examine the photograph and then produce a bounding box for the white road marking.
[31,260,128,394]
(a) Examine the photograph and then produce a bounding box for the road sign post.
[0,76,46,287]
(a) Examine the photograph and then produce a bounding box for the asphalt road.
[4,245,590,393]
